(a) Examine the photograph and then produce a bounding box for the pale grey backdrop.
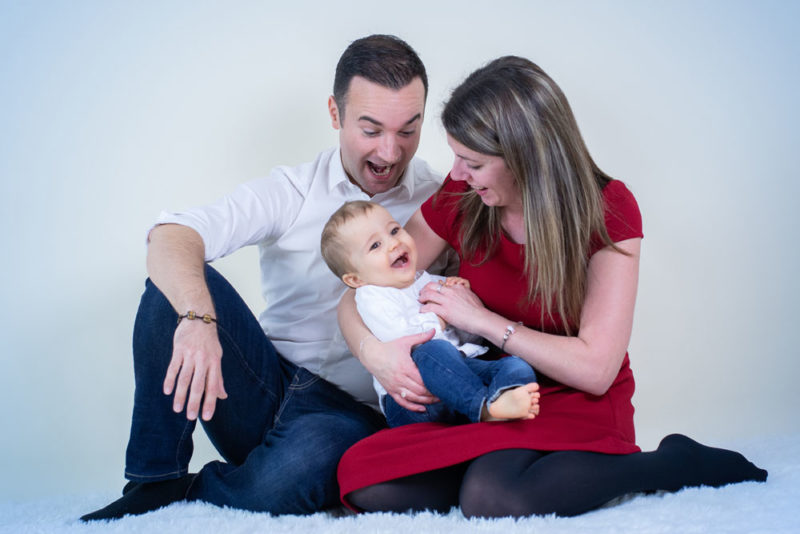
[1,0,797,500]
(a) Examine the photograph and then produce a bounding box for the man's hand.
[361,330,438,412]
[163,319,228,421]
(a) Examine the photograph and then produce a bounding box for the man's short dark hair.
[333,34,428,120]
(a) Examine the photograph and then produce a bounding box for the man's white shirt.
[152,146,443,408]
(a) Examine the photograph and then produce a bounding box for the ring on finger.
[400,389,408,399]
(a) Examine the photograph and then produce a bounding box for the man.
[81,34,441,521]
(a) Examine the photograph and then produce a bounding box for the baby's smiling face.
[340,205,418,290]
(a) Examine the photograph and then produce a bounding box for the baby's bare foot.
[485,383,540,421]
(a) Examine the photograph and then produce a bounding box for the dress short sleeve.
[591,180,643,255]
[603,180,643,241]
[420,176,468,248]
[420,178,469,245]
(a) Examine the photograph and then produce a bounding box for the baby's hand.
[444,276,470,289]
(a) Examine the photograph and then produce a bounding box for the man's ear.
[342,272,364,288]
[328,96,341,130]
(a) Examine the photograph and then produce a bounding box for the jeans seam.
[172,417,193,476]
[273,370,322,427]
[273,393,289,427]
[216,323,274,396]
[124,468,188,480]
[272,380,295,427]
[288,373,321,390]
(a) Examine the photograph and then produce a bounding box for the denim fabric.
[383,339,537,426]
[124,265,385,514]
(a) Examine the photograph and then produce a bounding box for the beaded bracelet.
[177,310,217,325]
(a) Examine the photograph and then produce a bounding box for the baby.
[321,200,539,427]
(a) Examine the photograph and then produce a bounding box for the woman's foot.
[484,383,540,421]
[656,433,768,489]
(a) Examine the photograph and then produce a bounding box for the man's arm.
[144,169,304,421]
[147,223,228,421]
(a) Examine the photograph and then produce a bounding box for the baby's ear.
[342,273,364,289]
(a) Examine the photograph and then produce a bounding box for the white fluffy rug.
[2,434,797,534]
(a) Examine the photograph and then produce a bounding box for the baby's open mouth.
[392,252,409,268]
[368,161,392,177]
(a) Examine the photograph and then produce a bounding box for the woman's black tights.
[347,434,767,518]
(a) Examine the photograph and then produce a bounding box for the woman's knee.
[460,468,521,518]
[347,484,388,512]
[349,467,464,514]
[460,450,554,518]
[460,474,557,518]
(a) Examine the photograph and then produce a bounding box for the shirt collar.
[327,147,415,200]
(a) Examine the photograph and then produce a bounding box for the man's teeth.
[369,162,392,176]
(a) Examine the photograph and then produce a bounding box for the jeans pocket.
[288,367,321,391]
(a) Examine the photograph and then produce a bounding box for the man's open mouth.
[368,161,393,177]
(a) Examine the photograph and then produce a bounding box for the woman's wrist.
[473,309,510,345]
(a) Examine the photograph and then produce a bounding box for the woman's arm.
[420,237,641,396]
[405,209,449,271]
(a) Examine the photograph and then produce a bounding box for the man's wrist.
[177,311,217,325]
[357,334,376,362]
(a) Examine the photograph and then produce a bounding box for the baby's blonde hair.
[320,200,379,278]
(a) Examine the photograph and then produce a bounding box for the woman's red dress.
[338,177,644,508]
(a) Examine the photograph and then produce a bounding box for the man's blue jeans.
[383,339,537,426]
[124,265,385,514]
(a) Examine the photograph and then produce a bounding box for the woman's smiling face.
[446,135,520,211]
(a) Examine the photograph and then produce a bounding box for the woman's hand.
[360,331,438,412]
[419,280,491,334]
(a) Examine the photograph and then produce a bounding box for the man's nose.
[377,135,401,163]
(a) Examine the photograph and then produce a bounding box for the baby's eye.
[390,226,400,235]
[369,241,380,251]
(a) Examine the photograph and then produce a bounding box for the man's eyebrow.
[357,114,422,127]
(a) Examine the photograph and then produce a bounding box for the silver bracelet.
[500,322,522,352]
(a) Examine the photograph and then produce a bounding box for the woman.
[337,56,766,518]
